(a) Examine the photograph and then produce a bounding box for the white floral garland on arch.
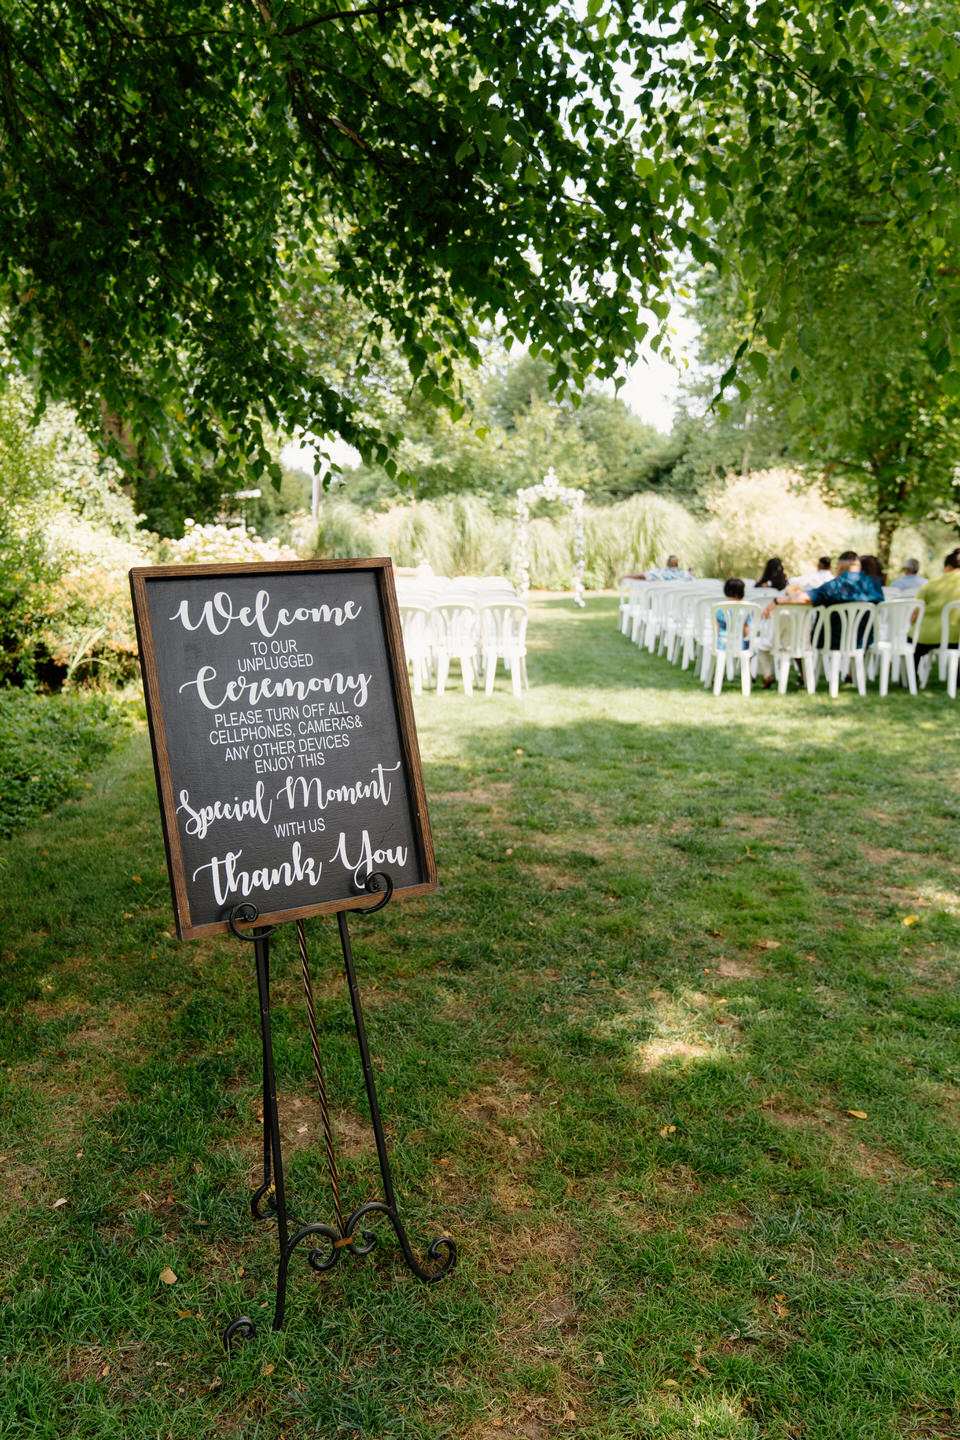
[513,468,586,607]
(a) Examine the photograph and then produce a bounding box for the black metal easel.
[221,873,456,1349]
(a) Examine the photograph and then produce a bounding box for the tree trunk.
[876,512,899,576]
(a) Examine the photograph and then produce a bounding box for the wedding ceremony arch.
[513,468,586,606]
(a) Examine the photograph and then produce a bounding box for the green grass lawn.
[1,595,958,1440]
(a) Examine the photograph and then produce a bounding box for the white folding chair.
[702,602,762,695]
[919,599,960,694]
[432,596,479,696]
[397,602,435,695]
[769,604,818,694]
[818,602,876,697]
[872,599,924,696]
[479,601,529,696]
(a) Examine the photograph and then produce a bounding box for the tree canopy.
[682,4,960,567]
[1,1,958,493]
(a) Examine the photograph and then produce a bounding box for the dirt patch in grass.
[860,844,917,866]
[530,829,623,862]
[639,1038,713,1070]
[758,1099,831,1131]
[527,863,580,891]
[650,1164,703,1202]
[477,1055,534,1090]
[63,1342,146,1386]
[0,1154,40,1202]
[441,782,514,819]
[249,1091,374,1162]
[456,1081,537,1126]
[713,957,762,980]
[840,1140,919,1183]
[481,1218,582,1278]
[727,813,779,837]
[605,1192,669,1234]
[333,1108,376,1158]
[696,1206,754,1242]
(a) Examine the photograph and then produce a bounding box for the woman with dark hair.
[859,555,886,586]
[756,556,788,590]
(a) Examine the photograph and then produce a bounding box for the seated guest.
[622,555,695,582]
[789,556,832,589]
[859,554,886,586]
[912,549,960,661]
[762,552,882,648]
[719,578,775,686]
[756,556,788,590]
[888,558,927,594]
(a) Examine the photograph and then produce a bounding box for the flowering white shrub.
[37,509,155,682]
[705,468,874,577]
[160,520,299,565]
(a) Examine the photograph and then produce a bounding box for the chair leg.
[854,654,866,695]
[436,654,448,696]
[713,652,724,695]
[948,651,960,700]
[741,658,752,696]
[904,651,918,696]
[460,654,473,697]
[879,653,890,698]
[777,654,789,694]
[511,655,523,697]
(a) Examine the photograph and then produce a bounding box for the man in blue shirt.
[888,559,927,595]
[762,553,883,649]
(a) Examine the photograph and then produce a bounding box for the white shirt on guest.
[790,567,833,591]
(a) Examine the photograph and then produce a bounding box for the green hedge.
[0,689,140,836]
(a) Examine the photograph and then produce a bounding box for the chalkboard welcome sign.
[130,560,437,939]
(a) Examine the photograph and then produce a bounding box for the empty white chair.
[432,597,479,696]
[479,601,528,696]
[644,584,675,653]
[397,601,436,695]
[872,599,924,696]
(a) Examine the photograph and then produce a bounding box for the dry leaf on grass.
[159,1267,178,1285]
[757,940,781,950]
[847,1110,868,1120]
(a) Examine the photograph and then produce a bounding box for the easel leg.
[337,908,456,1282]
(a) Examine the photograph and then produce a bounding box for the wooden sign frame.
[129,559,437,939]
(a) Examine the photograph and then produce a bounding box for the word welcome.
[170,590,362,637]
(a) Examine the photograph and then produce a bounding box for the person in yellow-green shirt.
[912,549,960,661]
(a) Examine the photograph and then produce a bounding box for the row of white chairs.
[395,576,528,697]
[618,578,960,698]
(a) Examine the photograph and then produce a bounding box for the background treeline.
[1,358,951,697]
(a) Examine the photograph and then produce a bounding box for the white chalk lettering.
[191,843,322,905]
[179,666,371,710]
[330,829,408,886]
[170,589,362,637]
[177,783,273,840]
[278,763,401,814]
